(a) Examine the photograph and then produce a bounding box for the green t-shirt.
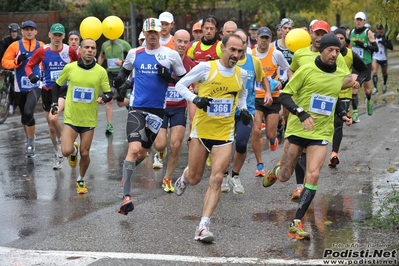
[56,62,111,127]
[100,39,132,72]
[283,61,348,142]
[290,45,350,75]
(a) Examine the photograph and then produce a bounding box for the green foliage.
[370,0,399,39]
[0,0,61,12]
[83,1,112,21]
[367,186,399,229]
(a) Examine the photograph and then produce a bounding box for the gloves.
[29,73,39,83]
[240,109,251,125]
[192,96,212,112]
[116,80,132,102]
[50,103,58,115]
[354,40,365,48]
[101,91,113,103]
[157,64,173,82]
[17,53,27,64]
[113,75,124,89]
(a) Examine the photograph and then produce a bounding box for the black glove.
[17,53,27,64]
[192,96,212,112]
[354,40,365,48]
[157,64,173,82]
[101,91,113,103]
[50,103,58,115]
[116,80,132,102]
[113,75,124,89]
[298,111,311,122]
[240,109,251,125]
[29,73,39,83]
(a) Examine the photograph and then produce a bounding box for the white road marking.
[0,246,328,265]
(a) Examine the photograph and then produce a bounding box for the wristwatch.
[295,107,304,115]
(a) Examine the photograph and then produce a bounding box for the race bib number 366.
[207,98,233,117]
[309,93,335,116]
[72,86,94,103]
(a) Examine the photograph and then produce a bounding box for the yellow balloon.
[80,16,103,41]
[285,28,311,53]
[102,16,125,40]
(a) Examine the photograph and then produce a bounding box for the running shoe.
[328,151,340,168]
[367,100,373,116]
[76,181,88,194]
[290,187,303,202]
[255,164,265,177]
[382,85,387,94]
[9,105,14,115]
[158,148,167,159]
[352,110,360,123]
[175,167,188,196]
[194,223,214,243]
[105,123,114,134]
[288,220,310,240]
[229,175,245,194]
[261,122,266,131]
[372,87,378,95]
[153,153,163,169]
[263,162,280,187]
[206,154,212,167]
[269,138,279,151]
[118,195,134,215]
[68,142,79,168]
[221,173,230,193]
[26,144,35,158]
[162,177,175,193]
[53,153,63,170]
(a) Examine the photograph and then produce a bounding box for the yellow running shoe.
[206,154,212,167]
[68,142,79,168]
[76,181,88,194]
[162,177,175,193]
[288,220,310,240]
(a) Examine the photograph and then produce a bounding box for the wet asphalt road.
[1,57,399,265]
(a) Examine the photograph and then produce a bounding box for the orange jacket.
[1,38,44,70]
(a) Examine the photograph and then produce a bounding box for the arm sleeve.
[365,42,378,53]
[25,48,43,76]
[237,70,248,110]
[175,62,208,102]
[352,52,367,85]
[1,42,19,69]
[279,92,298,114]
[384,39,393,50]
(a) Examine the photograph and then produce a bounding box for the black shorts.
[108,72,118,92]
[373,59,388,67]
[287,135,329,148]
[65,123,95,134]
[255,97,281,115]
[198,138,232,153]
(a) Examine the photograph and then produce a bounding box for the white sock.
[199,217,210,228]
[77,176,84,181]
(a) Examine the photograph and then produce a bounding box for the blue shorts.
[161,107,187,129]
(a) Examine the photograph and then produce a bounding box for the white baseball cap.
[159,12,174,23]
[355,12,366,20]
[138,32,145,40]
[309,19,318,28]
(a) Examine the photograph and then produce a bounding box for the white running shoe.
[152,153,163,169]
[194,223,214,242]
[221,174,230,193]
[53,153,63,170]
[175,167,188,196]
[229,175,245,194]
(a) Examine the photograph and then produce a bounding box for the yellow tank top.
[340,48,354,99]
[191,61,242,141]
[252,46,279,98]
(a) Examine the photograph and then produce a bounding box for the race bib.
[309,93,336,116]
[107,58,119,69]
[165,87,183,101]
[20,76,36,89]
[145,113,163,133]
[254,81,263,91]
[351,47,364,58]
[50,70,62,81]
[207,98,233,117]
[72,86,94,103]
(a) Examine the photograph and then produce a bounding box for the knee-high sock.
[123,160,136,196]
[383,74,388,85]
[352,94,358,110]
[294,184,317,220]
[372,75,378,88]
[295,153,306,185]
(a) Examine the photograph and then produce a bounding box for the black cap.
[249,23,259,30]
[319,33,340,52]
[376,24,383,29]
[340,24,350,30]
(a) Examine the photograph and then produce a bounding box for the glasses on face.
[259,36,270,39]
